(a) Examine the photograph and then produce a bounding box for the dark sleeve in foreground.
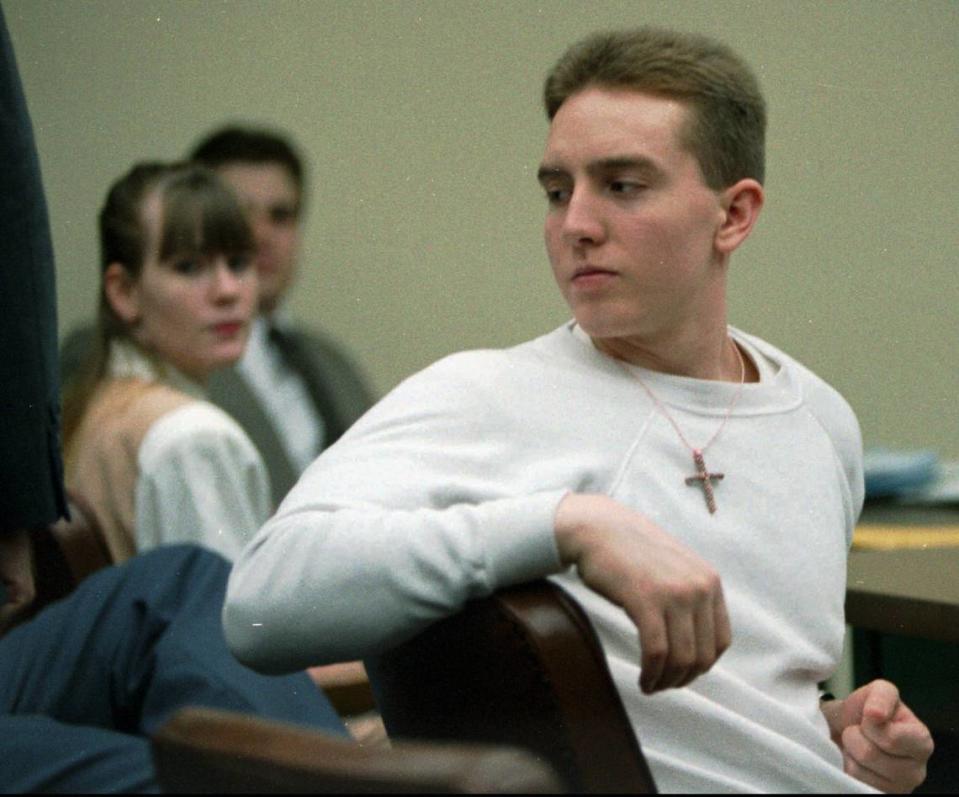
[0,6,68,533]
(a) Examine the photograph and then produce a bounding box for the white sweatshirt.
[224,322,872,793]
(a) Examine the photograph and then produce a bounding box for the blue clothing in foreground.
[0,545,345,793]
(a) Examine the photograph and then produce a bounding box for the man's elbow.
[221,588,290,675]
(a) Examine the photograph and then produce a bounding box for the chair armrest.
[152,706,563,794]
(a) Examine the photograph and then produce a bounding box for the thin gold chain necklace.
[623,340,746,514]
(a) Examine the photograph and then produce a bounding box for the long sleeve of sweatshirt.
[223,348,568,673]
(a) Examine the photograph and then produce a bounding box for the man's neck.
[588,322,757,383]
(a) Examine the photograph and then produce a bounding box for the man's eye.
[609,180,644,195]
[269,206,297,225]
[544,187,570,204]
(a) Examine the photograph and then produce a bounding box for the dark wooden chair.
[152,706,563,794]
[27,489,113,615]
[368,579,657,793]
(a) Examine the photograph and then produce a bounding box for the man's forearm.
[223,493,564,673]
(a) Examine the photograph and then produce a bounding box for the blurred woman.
[63,161,270,562]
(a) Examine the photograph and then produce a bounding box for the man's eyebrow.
[536,165,568,185]
[537,156,662,184]
[587,156,661,177]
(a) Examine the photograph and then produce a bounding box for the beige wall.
[6,0,958,456]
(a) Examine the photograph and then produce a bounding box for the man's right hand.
[554,493,731,694]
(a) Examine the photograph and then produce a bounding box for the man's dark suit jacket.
[206,327,374,506]
[0,7,68,534]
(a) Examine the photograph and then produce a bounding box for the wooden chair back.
[368,579,657,793]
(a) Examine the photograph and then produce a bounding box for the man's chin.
[571,311,629,341]
[255,266,296,315]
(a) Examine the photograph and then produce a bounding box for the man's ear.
[103,262,141,325]
[715,178,764,255]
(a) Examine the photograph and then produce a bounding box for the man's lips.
[571,266,618,285]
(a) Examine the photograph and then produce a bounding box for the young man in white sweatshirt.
[224,27,932,793]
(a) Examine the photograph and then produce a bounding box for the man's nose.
[562,188,605,245]
[247,208,272,248]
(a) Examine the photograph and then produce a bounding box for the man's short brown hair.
[190,125,305,199]
[543,27,766,189]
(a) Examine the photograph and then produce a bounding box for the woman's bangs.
[158,174,252,260]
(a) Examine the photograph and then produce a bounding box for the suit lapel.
[207,366,298,509]
[270,329,349,447]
